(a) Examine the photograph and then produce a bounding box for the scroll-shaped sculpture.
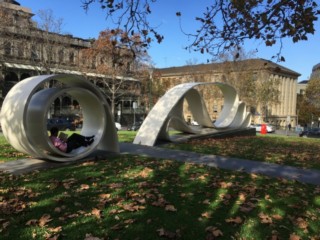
[0,74,119,162]
[134,82,251,146]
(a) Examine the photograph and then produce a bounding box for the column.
[281,76,285,116]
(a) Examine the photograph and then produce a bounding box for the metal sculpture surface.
[0,74,119,162]
[134,82,251,146]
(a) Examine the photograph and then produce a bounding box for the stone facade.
[156,59,300,128]
[310,63,320,79]
[0,0,142,125]
[297,80,308,95]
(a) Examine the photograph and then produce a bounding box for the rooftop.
[156,58,301,77]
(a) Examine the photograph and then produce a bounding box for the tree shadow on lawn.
[1,155,320,240]
[164,136,320,170]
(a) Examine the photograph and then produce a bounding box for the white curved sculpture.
[134,82,251,146]
[0,74,119,162]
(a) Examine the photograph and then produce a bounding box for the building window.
[31,45,39,60]
[59,49,64,63]
[69,51,74,64]
[17,43,24,58]
[4,41,11,55]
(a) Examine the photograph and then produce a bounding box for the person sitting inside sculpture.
[49,127,94,153]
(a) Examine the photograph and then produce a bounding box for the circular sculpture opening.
[0,74,119,162]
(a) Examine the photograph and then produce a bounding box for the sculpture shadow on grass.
[0,74,119,162]
[133,82,251,146]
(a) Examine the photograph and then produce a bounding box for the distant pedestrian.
[288,123,292,131]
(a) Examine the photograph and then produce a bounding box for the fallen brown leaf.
[80,184,90,190]
[99,193,111,199]
[239,206,253,213]
[84,233,104,240]
[294,217,308,230]
[25,219,37,226]
[108,183,124,189]
[205,226,223,237]
[165,205,177,212]
[289,234,301,240]
[259,213,273,224]
[272,214,283,220]
[39,214,52,227]
[91,208,102,219]
[225,216,242,224]
[201,211,212,219]
[47,226,62,233]
[157,228,179,239]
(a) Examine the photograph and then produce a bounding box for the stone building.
[0,0,142,125]
[310,63,320,80]
[156,59,300,128]
[297,80,308,95]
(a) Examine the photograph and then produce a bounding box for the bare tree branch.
[81,0,319,61]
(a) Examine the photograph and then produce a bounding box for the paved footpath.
[1,142,320,186]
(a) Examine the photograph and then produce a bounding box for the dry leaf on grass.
[225,216,242,224]
[205,226,223,237]
[25,219,37,226]
[157,228,180,239]
[84,233,104,240]
[259,213,273,224]
[201,211,212,219]
[91,208,102,219]
[39,214,53,227]
[165,205,177,212]
[289,234,301,240]
[272,214,283,220]
[294,217,308,230]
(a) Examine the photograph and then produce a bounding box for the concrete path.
[1,142,320,186]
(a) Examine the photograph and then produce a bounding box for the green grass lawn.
[0,131,137,163]
[0,137,30,162]
[165,134,320,170]
[1,131,320,239]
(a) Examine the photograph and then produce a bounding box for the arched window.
[4,72,18,82]
[3,72,18,97]
[53,98,61,116]
[59,49,64,63]
[31,45,39,60]
[20,73,31,81]
[17,43,24,58]
[69,51,74,64]
[4,41,11,55]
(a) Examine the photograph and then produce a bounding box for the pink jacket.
[49,136,67,152]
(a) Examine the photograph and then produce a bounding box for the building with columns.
[156,59,300,128]
[0,0,305,128]
[0,0,142,125]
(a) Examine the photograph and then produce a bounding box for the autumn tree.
[305,78,320,108]
[82,0,319,61]
[296,93,318,126]
[303,78,320,125]
[80,29,148,116]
